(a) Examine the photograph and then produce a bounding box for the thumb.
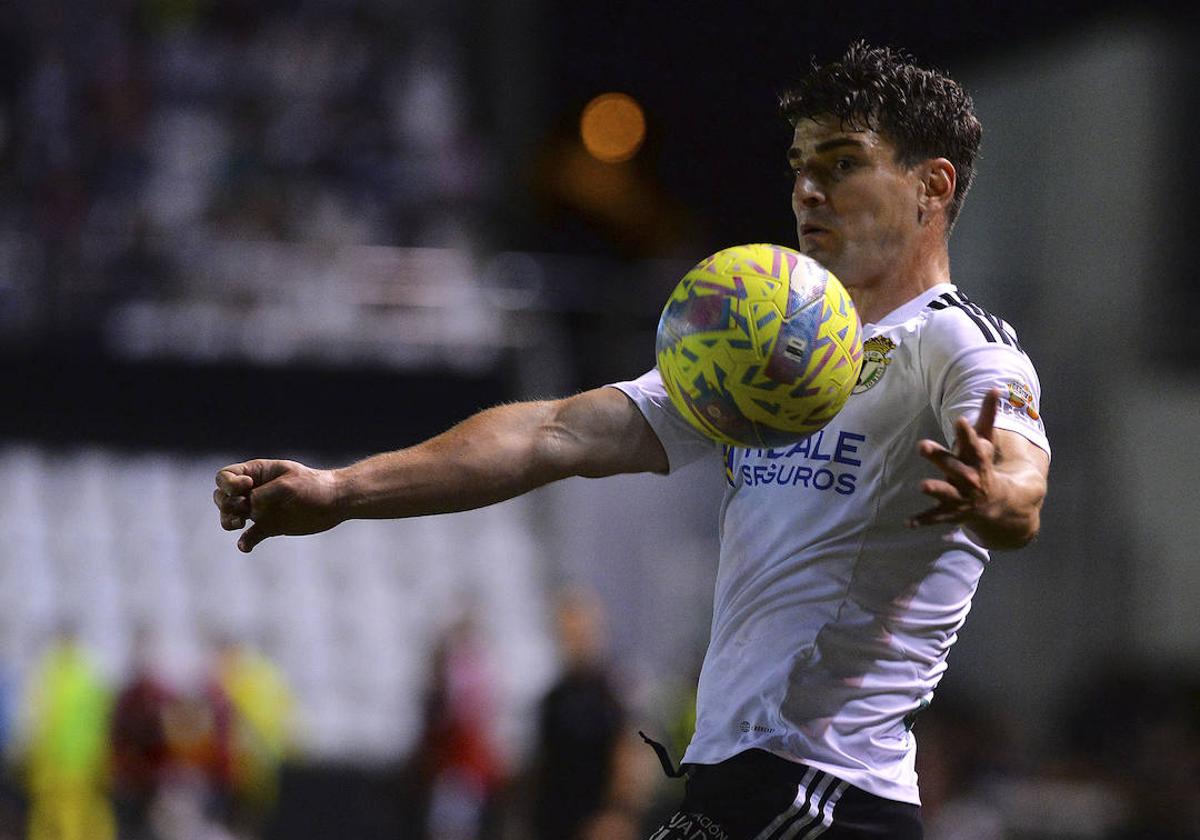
[238,524,271,554]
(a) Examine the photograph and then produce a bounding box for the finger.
[907,508,964,528]
[213,484,248,511]
[919,479,965,504]
[214,488,251,517]
[917,439,964,472]
[907,503,970,529]
[918,445,983,496]
[216,466,256,495]
[908,479,971,527]
[917,439,950,460]
[973,388,1000,441]
[221,514,246,532]
[221,459,297,495]
[247,479,291,520]
[237,524,270,553]
[953,416,984,462]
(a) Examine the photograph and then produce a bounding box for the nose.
[793,172,825,208]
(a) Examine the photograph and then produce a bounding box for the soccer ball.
[655,243,863,448]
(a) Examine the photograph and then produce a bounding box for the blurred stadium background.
[1,1,1198,838]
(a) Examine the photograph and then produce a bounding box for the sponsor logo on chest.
[723,428,866,495]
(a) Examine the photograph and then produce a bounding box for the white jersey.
[612,283,1049,805]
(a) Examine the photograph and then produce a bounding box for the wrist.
[965,503,1038,550]
[328,466,359,522]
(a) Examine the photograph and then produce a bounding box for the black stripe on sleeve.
[956,294,1013,347]
[928,291,1028,353]
[956,293,1026,352]
[997,316,1024,353]
[937,292,997,343]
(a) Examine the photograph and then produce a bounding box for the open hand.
[213,459,342,553]
[908,388,1002,531]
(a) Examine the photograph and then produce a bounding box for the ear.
[917,158,956,224]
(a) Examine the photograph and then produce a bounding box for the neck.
[846,241,950,325]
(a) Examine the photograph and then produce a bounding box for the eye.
[834,157,856,172]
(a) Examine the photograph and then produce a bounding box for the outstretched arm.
[908,388,1049,550]
[214,387,667,552]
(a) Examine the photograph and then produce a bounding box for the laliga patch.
[1003,380,1040,420]
[851,335,896,394]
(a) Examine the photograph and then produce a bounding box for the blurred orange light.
[580,93,646,164]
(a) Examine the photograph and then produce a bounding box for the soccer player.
[214,43,1050,839]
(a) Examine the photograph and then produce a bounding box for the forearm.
[216,386,666,552]
[333,401,566,521]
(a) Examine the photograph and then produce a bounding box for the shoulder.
[917,289,1026,362]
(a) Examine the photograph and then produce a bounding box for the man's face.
[788,117,924,288]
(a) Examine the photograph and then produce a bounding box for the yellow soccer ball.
[655,243,863,448]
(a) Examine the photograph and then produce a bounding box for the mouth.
[800,223,829,237]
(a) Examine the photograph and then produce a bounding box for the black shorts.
[647,750,922,840]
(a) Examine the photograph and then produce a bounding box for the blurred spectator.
[530,590,640,840]
[20,624,115,840]
[211,636,296,838]
[3,1,496,341]
[412,615,505,840]
[110,625,177,840]
[146,781,237,840]
[160,662,235,833]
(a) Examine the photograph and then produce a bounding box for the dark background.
[3,0,1195,452]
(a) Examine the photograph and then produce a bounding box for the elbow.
[530,402,589,482]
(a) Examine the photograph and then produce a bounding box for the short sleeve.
[607,369,720,472]
[922,312,1051,459]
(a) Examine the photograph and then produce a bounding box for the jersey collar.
[867,282,957,329]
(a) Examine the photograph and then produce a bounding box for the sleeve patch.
[1001,380,1040,421]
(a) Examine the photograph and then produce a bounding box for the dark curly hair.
[780,42,982,230]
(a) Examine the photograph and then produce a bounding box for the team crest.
[851,336,896,394]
